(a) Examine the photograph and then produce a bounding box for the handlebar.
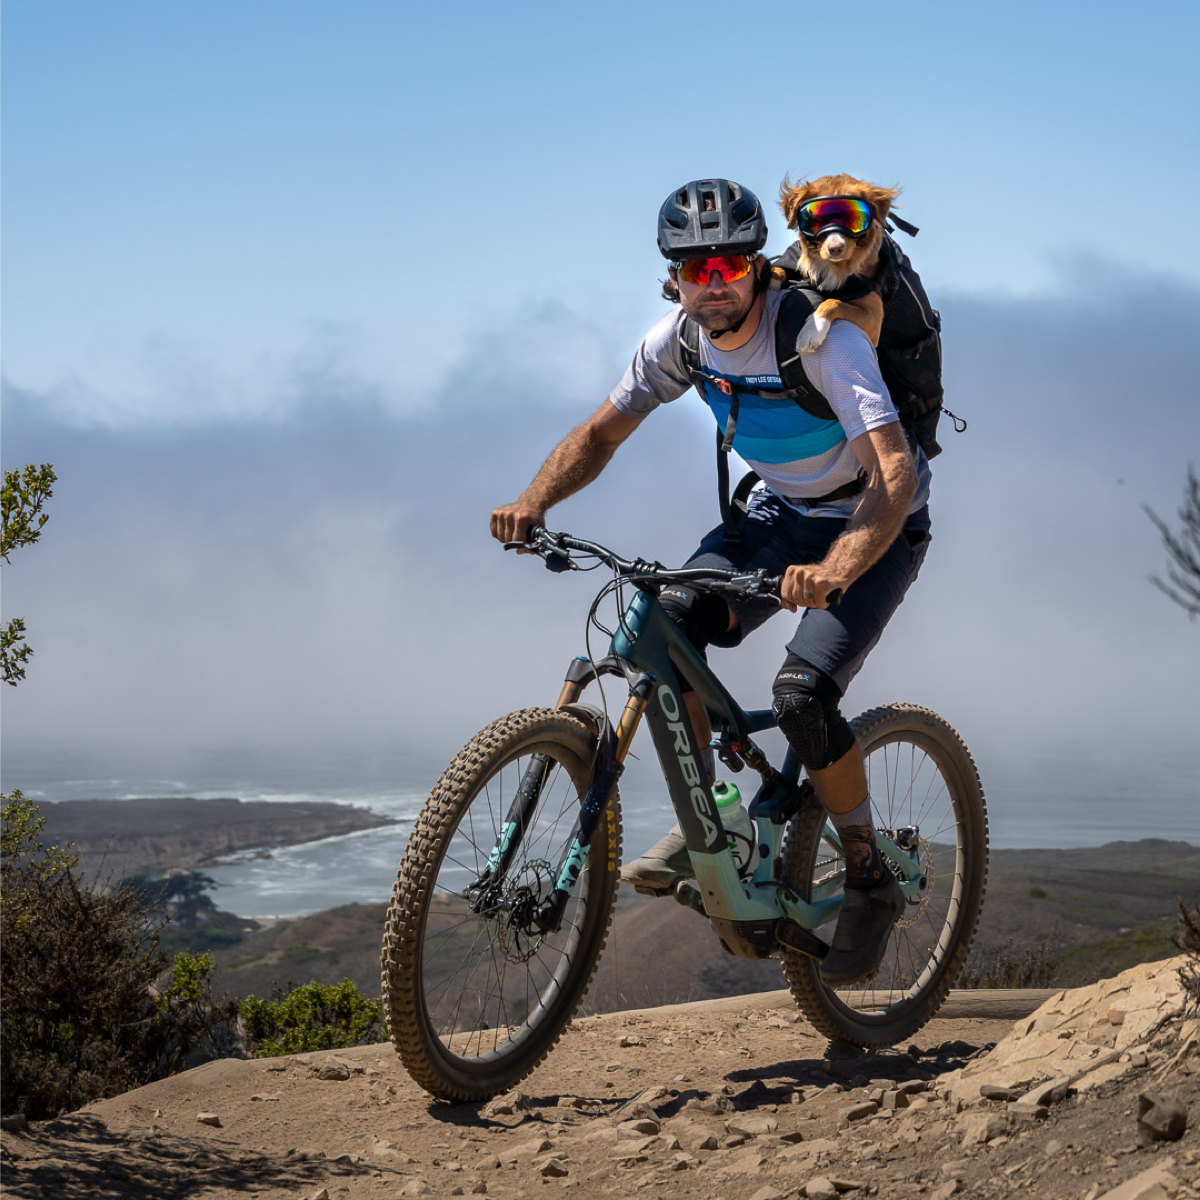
[505,527,841,607]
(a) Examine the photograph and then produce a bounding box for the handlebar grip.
[765,578,842,607]
[502,525,548,552]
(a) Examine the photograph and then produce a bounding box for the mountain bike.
[381,528,988,1102]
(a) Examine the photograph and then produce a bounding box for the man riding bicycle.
[491,177,932,986]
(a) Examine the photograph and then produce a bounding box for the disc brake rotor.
[496,859,554,963]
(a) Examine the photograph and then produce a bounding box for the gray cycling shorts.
[681,489,931,695]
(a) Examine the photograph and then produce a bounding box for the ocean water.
[11,742,1198,920]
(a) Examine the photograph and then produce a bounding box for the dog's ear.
[779,176,818,229]
[864,183,902,223]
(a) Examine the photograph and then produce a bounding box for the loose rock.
[481,1090,532,1119]
[839,1101,879,1124]
[1019,1075,1071,1107]
[196,1112,222,1128]
[1093,1159,1182,1200]
[958,1112,1006,1146]
[398,1181,434,1198]
[727,1114,778,1136]
[1007,1103,1050,1130]
[618,1119,660,1137]
[1136,1092,1188,1145]
[749,1187,786,1200]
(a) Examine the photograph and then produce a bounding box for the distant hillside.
[38,797,397,882]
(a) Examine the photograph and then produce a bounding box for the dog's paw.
[796,314,831,354]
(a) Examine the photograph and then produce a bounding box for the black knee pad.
[771,654,855,770]
[659,586,741,651]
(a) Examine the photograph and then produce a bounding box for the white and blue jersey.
[609,288,930,518]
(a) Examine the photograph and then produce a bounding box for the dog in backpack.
[776,174,901,354]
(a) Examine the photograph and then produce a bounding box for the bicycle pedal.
[776,918,828,960]
[630,883,673,898]
[672,881,707,916]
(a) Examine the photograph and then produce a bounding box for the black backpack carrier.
[772,230,950,458]
[678,227,958,538]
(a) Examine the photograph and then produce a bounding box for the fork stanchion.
[614,677,655,762]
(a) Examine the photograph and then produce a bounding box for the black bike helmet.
[656,178,768,260]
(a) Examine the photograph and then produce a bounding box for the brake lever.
[762,576,842,607]
[502,538,572,573]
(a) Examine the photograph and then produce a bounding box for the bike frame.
[543,584,926,959]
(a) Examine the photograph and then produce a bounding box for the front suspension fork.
[467,672,654,933]
[531,674,653,932]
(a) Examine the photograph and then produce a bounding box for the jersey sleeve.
[608,309,693,418]
[800,320,899,443]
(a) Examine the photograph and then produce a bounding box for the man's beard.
[681,289,756,338]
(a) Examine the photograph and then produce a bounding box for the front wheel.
[381,708,621,1101]
[779,703,988,1046]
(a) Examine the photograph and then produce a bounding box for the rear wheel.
[381,708,621,1101]
[779,703,988,1045]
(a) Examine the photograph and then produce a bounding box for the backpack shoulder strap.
[679,315,702,380]
[773,288,835,421]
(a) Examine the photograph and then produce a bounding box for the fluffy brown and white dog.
[777,173,901,354]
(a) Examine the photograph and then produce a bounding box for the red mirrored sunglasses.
[670,254,756,286]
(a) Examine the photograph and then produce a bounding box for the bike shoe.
[818,873,904,987]
[618,824,693,895]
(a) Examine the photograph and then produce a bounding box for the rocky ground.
[2,958,1197,1200]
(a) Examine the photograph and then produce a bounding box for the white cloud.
[3,269,1197,817]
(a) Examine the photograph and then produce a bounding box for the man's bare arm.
[780,421,917,610]
[490,399,642,543]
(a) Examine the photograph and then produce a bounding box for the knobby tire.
[381,708,621,1101]
[779,703,988,1046]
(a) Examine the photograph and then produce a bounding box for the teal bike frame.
[512,578,928,962]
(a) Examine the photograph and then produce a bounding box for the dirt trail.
[2,960,1198,1200]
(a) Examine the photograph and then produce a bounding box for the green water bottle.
[712,781,755,875]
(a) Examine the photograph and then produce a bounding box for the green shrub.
[1057,922,1177,984]
[1,792,240,1119]
[241,979,386,1057]
[1,462,56,686]
[1174,898,1200,1011]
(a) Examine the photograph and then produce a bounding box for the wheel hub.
[895,834,935,930]
[493,860,554,963]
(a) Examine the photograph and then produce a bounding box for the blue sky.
[5,0,1199,424]
[3,1,1198,842]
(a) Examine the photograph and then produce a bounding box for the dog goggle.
[796,196,873,239]
[671,254,756,286]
